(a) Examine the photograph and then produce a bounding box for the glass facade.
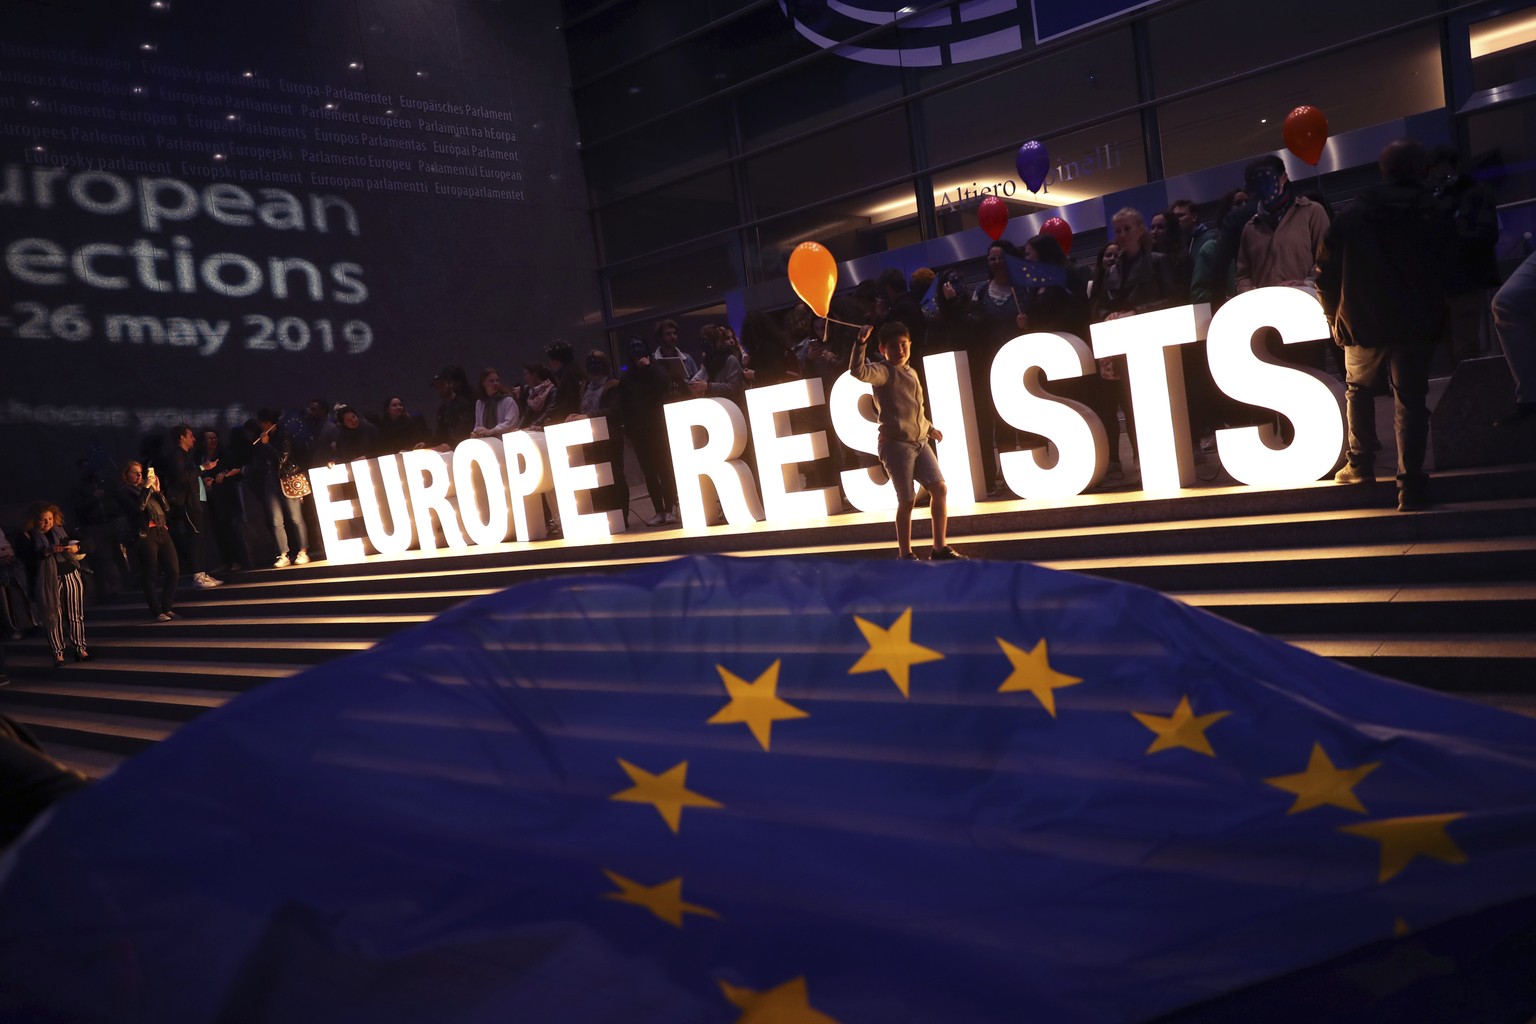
[565,0,1515,337]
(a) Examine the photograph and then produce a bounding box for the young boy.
[849,322,965,561]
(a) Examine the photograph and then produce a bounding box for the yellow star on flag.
[848,607,943,698]
[602,869,720,928]
[609,759,722,834]
[1394,917,1411,937]
[996,637,1082,716]
[1131,695,1229,756]
[707,660,808,751]
[1264,742,1380,814]
[1339,813,1468,883]
[718,976,839,1024]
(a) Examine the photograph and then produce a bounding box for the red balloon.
[1041,216,1073,255]
[1283,105,1329,166]
[977,195,1008,241]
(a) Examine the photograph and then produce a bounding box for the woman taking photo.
[23,502,88,668]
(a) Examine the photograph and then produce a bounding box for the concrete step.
[14,463,1530,780]
[4,637,374,666]
[0,654,295,690]
[0,706,175,756]
[1176,583,1536,634]
[1283,634,1536,691]
[0,679,233,721]
[1047,538,1536,590]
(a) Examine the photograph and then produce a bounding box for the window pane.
[575,5,820,140]
[747,181,919,283]
[1158,28,1443,177]
[746,108,913,217]
[583,101,731,204]
[597,169,738,264]
[737,48,905,147]
[921,30,1137,168]
[1147,0,1441,98]
[1466,100,1536,204]
[932,117,1147,238]
[566,0,765,83]
[608,244,739,318]
[1470,5,1536,92]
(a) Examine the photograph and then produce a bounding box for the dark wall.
[1,0,600,502]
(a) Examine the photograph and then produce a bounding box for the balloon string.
[824,316,864,329]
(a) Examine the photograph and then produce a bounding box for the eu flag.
[1,556,1534,1023]
[1006,253,1069,290]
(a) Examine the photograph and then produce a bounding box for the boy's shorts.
[878,438,942,509]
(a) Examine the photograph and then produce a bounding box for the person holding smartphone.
[22,503,88,668]
[117,461,180,622]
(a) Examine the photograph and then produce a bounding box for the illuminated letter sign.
[664,397,764,529]
[1091,304,1210,496]
[401,448,468,552]
[828,373,894,512]
[501,430,552,543]
[310,462,366,565]
[746,379,838,524]
[1206,287,1343,487]
[545,417,624,543]
[922,350,980,511]
[355,453,416,558]
[453,438,514,548]
[991,331,1107,499]
[294,296,1350,566]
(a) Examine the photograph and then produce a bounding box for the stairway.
[4,462,1534,778]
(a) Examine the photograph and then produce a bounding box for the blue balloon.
[1016,140,1050,194]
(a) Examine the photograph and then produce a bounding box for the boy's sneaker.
[929,546,966,561]
[294,551,310,565]
[273,554,291,568]
[193,572,220,589]
[898,551,919,561]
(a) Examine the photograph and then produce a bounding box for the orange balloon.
[788,241,838,318]
[1283,105,1329,166]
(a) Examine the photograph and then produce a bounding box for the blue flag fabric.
[2,555,1535,1023]
[1005,252,1069,290]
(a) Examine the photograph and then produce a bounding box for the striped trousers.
[45,569,86,660]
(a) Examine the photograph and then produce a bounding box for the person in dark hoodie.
[1315,138,1454,513]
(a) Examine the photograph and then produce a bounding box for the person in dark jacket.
[163,423,222,589]
[1428,144,1501,361]
[379,396,432,453]
[619,337,677,525]
[117,461,180,621]
[429,366,474,450]
[1315,138,1454,512]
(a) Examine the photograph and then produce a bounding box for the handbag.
[278,457,312,499]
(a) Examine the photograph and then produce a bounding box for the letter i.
[172,236,197,292]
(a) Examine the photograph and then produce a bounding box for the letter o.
[199,252,264,297]
[70,172,133,216]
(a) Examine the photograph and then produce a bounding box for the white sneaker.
[294,551,310,565]
[646,513,667,527]
[665,510,680,524]
[273,554,291,568]
[193,573,218,589]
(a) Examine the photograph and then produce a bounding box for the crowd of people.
[4,140,1530,670]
